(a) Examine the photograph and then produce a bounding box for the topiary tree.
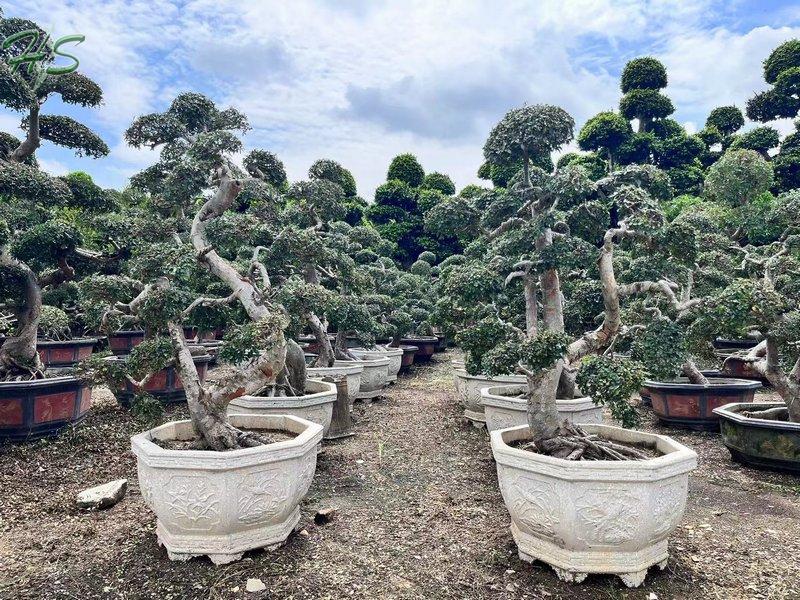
[747,39,800,193]
[556,152,607,181]
[706,106,745,138]
[446,100,714,454]
[619,57,674,133]
[309,158,357,197]
[577,111,632,172]
[421,171,455,196]
[704,149,774,207]
[0,11,111,379]
[729,126,780,158]
[386,153,424,187]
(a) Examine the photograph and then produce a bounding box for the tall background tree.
[747,39,800,193]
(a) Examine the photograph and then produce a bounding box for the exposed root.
[741,407,789,421]
[206,421,275,450]
[518,423,653,461]
[185,426,273,451]
[253,382,295,397]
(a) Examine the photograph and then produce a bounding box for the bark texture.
[0,252,43,379]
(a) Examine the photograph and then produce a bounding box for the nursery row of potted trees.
[435,91,799,585]
[0,14,443,565]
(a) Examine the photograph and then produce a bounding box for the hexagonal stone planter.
[714,402,800,474]
[227,379,337,436]
[452,368,526,427]
[306,361,363,402]
[491,423,697,587]
[349,347,403,382]
[643,378,761,431]
[0,375,92,442]
[349,356,390,401]
[480,384,603,432]
[132,414,323,565]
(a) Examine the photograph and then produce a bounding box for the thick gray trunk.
[525,362,564,446]
[9,104,41,162]
[681,360,709,385]
[0,253,43,378]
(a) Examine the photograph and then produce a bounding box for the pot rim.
[713,401,800,431]
[36,336,102,346]
[400,335,438,343]
[307,362,364,375]
[350,347,403,357]
[0,374,84,391]
[339,356,390,367]
[105,352,213,366]
[232,378,337,408]
[453,368,527,383]
[491,423,697,480]
[643,377,761,391]
[131,413,323,469]
[480,384,595,410]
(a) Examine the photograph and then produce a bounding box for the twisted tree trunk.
[0,253,43,379]
[745,337,800,423]
[168,323,282,450]
[303,263,335,368]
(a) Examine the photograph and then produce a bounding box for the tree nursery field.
[1,3,800,599]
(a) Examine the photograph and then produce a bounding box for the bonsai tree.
[264,174,387,367]
[577,111,632,172]
[84,93,309,450]
[689,194,800,421]
[579,56,705,194]
[619,57,674,133]
[443,104,717,454]
[0,12,110,379]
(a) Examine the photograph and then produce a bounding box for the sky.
[2,0,800,200]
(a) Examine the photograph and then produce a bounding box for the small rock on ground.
[245,578,266,593]
[314,508,336,525]
[76,479,128,510]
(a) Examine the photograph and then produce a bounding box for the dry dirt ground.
[1,351,799,600]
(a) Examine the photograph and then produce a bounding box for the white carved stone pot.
[452,368,526,427]
[491,423,697,588]
[131,414,323,565]
[227,379,337,436]
[306,361,363,402]
[349,347,403,382]
[481,384,604,432]
[348,356,390,401]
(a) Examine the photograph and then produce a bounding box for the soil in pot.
[153,429,296,451]
[508,422,661,461]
